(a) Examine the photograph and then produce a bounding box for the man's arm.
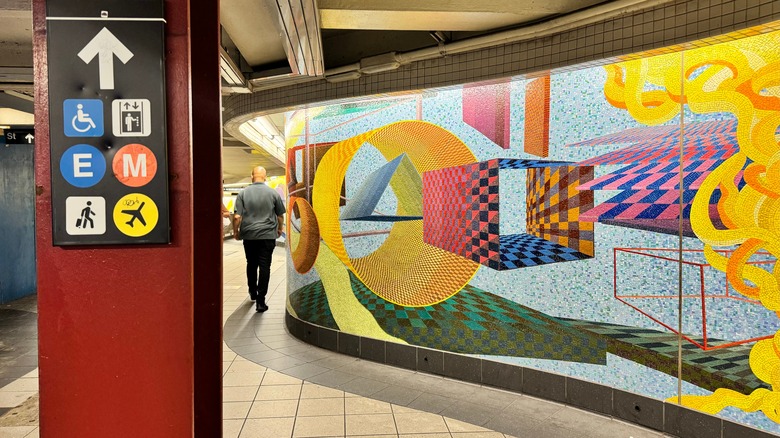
[274,193,286,238]
[233,215,242,240]
[233,193,244,240]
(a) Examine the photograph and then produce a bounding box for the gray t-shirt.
[234,183,285,240]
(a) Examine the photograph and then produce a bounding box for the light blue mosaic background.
[287,59,780,434]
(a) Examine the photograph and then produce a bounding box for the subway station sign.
[46,0,169,245]
[4,128,35,145]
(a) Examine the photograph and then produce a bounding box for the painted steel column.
[191,0,224,436]
[32,0,204,436]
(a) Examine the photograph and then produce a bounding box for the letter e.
[73,153,93,177]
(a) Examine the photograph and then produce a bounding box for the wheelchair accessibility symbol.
[63,99,104,137]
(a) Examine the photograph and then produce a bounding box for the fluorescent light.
[4,91,33,102]
[239,116,286,157]
[219,46,246,87]
[325,71,362,83]
[360,52,401,74]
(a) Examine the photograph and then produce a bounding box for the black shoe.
[256,303,269,312]
[249,292,257,302]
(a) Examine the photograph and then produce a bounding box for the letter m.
[123,154,147,178]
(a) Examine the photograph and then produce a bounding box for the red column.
[32,0,220,435]
[191,0,224,436]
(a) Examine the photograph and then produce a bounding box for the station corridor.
[0,240,669,438]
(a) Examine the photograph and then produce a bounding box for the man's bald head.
[251,166,267,183]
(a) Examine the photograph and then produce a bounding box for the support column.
[191,0,224,436]
[32,0,221,435]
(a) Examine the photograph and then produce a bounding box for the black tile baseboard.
[386,342,416,370]
[613,389,664,431]
[664,402,723,438]
[566,377,611,416]
[523,367,566,403]
[285,310,778,438]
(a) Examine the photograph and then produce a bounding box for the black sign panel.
[46,1,169,245]
[4,128,35,145]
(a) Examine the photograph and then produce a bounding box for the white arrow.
[24,133,34,143]
[77,27,134,90]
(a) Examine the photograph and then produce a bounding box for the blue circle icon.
[60,144,106,188]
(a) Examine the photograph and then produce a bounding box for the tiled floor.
[221,240,670,438]
[0,240,671,437]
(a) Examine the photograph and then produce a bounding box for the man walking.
[233,166,285,312]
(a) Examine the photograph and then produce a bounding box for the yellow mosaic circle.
[312,121,480,307]
[113,193,159,237]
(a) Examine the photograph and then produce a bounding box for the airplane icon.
[121,202,146,227]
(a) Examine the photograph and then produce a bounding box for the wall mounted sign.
[4,128,35,145]
[46,0,169,245]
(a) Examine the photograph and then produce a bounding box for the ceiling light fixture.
[324,71,362,83]
[239,116,286,158]
[219,46,251,92]
[359,52,401,74]
[429,31,448,44]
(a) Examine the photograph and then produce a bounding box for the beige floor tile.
[345,397,392,415]
[224,386,259,402]
[223,401,253,420]
[346,414,397,436]
[261,371,303,386]
[247,399,299,418]
[254,384,302,401]
[451,433,505,438]
[224,352,238,361]
[24,427,39,438]
[223,419,244,438]
[300,383,345,399]
[0,426,37,438]
[398,434,451,438]
[445,417,491,433]
[293,415,344,437]
[0,379,38,393]
[0,392,35,408]
[297,397,344,417]
[350,436,396,438]
[395,412,450,434]
[21,370,38,379]
[239,417,295,438]
[224,372,264,387]
[229,360,267,373]
[391,404,420,414]
[224,362,232,373]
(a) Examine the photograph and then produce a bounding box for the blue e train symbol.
[60,144,106,188]
[63,99,104,137]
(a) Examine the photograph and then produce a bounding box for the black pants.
[243,239,276,302]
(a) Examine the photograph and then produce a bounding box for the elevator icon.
[112,99,151,137]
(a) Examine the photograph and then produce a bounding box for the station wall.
[0,143,37,303]
[286,29,780,434]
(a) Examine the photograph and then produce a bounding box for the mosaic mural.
[285,29,780,434]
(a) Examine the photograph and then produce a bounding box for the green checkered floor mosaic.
[288,280,338,330]
[291,272,606,364]
[289,274,763,393]
[562,319,763,394]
